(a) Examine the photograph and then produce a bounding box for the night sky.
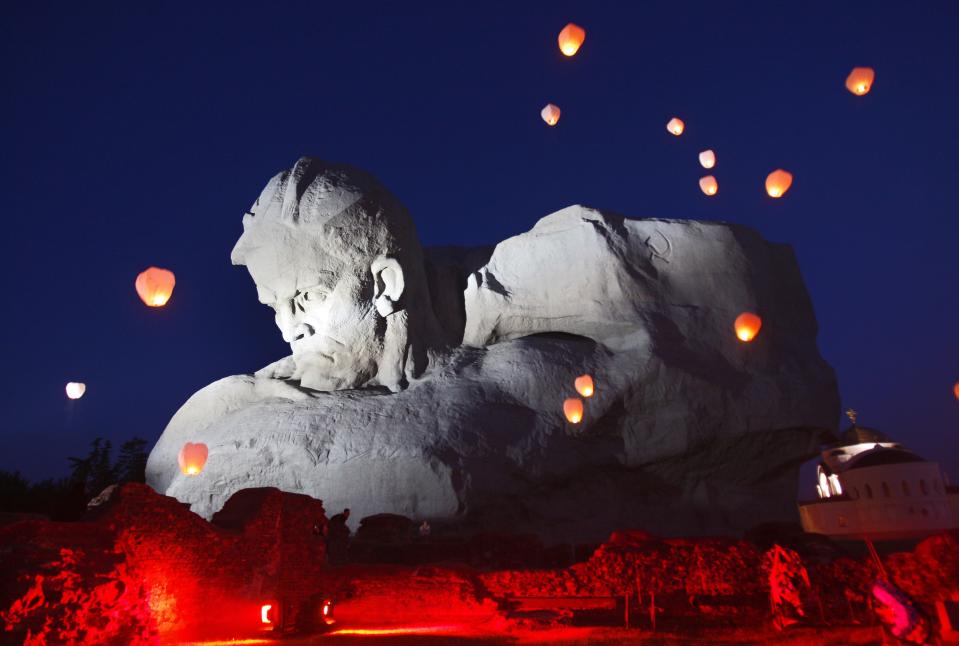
[3,1,957,483]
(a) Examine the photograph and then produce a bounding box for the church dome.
[839,424,891,446]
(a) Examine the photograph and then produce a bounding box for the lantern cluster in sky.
[135,266,176,307]
[734,312,763,343]
[564,374,596,423]
[699,149,716,169]
[65,382,86,400]
[845,67,875,96]
[563,398,584,424]
[666,117,685,136]
[765,169,794,198]
[178,442,208,476]
[540,22,585,125]
[541,103,561,126]
[557,23,585,57]
[699,175,718,196]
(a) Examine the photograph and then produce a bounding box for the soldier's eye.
[294,286,328,312]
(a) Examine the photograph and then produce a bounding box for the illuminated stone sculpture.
[147,157,838,540]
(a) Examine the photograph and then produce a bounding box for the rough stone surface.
[146,158,839,541]
[0,484,328,642]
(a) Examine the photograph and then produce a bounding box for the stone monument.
[146,157,839,541]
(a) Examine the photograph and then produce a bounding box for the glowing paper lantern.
[765,169,793,198]
[541,103,561,126]
[557,23,586,57]
[574,374,594,398]
[845,67,875,96]
[666,117,684,136]
[135,267,176,307]
[954,382,959,401]
[178,442,208,476]
[699,149,716,169]
[563,398,584,424]
[65,382,86,400]
[699,175,718,196]
[734,312,762,342]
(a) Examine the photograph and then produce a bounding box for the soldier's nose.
[276,305,301,344]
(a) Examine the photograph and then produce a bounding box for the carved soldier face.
[270,264,378,390]
[231,158,419,392]
[239,224,406,391]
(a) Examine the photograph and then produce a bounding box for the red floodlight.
[321,599,336,625]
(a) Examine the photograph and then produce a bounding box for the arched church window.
[829,474,843,496]
[864,484,873,498]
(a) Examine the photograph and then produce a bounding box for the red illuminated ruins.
[2,484,958,644]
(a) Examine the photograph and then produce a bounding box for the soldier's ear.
[371,257,405,316]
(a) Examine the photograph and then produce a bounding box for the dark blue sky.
[3,1,957,482]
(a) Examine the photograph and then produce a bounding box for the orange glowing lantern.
[574,374,594,398]
[845,67,875,96]
[699,149,716,169]
[699,175,718,196]
[178,442,208,476]
[541,103,561,126]
[666,117,684,136]
[557,23,586,57]
[563,398,584,424]
[734,312,762,342]
[135,266,176,307]
[65,382,86,400]
[765,169,793,198]
[954,382,959,401]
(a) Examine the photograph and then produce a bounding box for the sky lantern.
[734,312,763,342]
[699,175,718,196]
[574,374,594,398]
[699,149,716,169]
[557,23,586,57]
[765,169,793,198]
[666,117,684,136]
[135,266,176,307]
[954,382,959,401]
[845,67,875,96]
[178,442,208,475]
[541,103,561,126]
[65,382,86,400]
[563,398,584,424]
